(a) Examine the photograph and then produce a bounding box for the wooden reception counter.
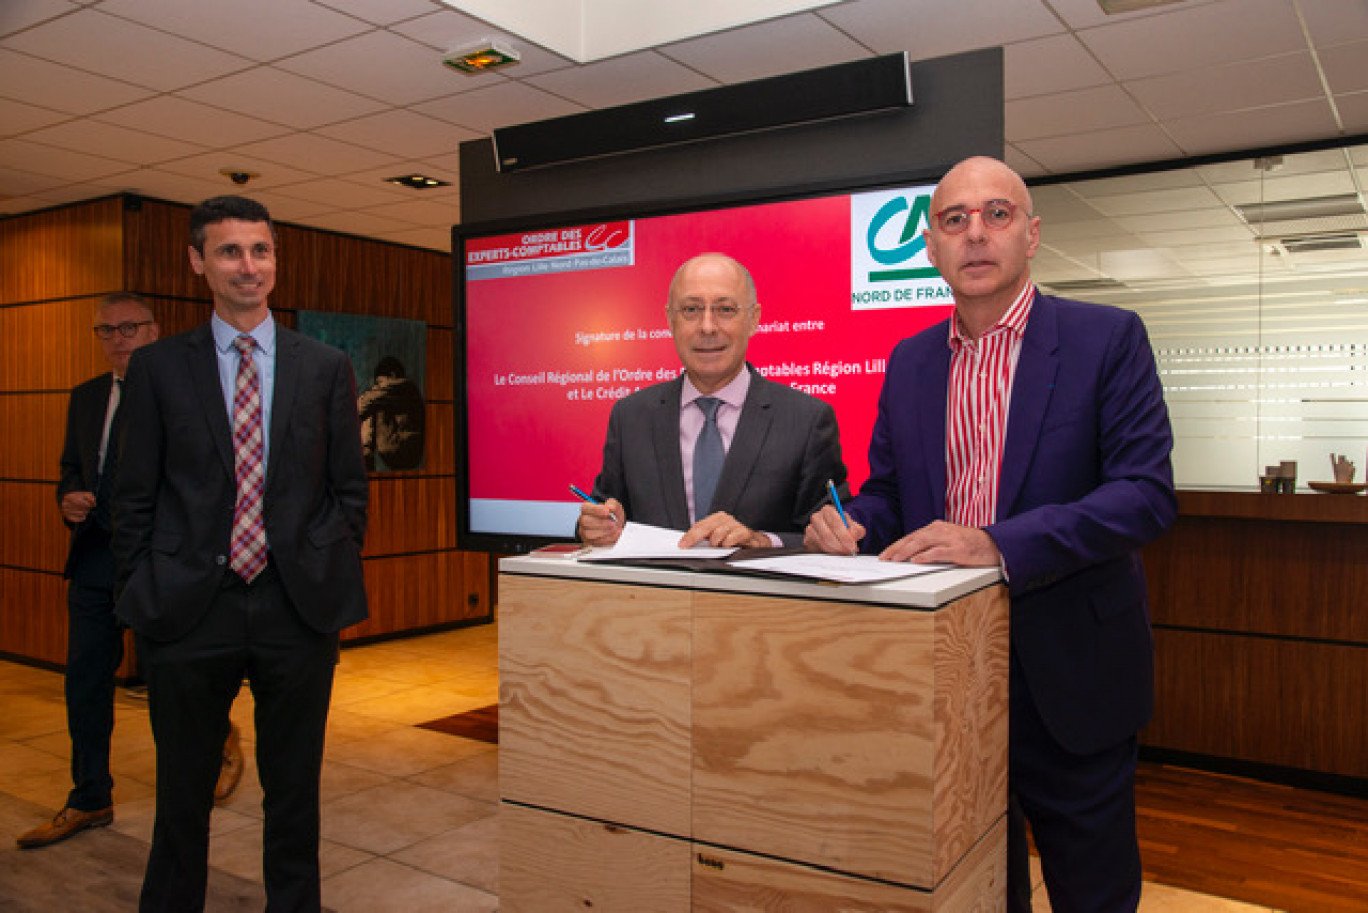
[497,556,1008,912]
[1142,490,1368,783]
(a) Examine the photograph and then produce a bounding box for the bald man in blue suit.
[807,157,1176,913]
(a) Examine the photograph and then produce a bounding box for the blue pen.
[570,484,618,523]
[826,478,849,529]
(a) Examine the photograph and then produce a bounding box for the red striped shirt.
[945,283,1035,527]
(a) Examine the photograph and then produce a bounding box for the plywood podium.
[498,556,1008,912]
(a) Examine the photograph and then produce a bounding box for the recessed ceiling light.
[442,39,520,74]
[386,174,451,190]
[1097,0,1186,13]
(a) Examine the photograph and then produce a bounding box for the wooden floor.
[1135,762,1368,912]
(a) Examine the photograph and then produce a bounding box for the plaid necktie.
[230,335,267,582]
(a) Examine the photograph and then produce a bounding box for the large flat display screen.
[455,180,954,552]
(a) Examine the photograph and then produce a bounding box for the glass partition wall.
[1029,141,1368,492]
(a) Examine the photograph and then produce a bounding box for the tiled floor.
[1,622,1277,912]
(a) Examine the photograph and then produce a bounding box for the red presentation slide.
[462,183,952,539]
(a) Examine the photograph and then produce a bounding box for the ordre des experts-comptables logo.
[849,185,953,311]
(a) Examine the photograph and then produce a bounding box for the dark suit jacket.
[59,372,116,583]
[590,366,847,547]
[850,293,1176,754]
[112,322,369,642]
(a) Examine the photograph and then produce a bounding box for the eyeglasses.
[93,321,153,340]
[931,199,1023,235]
[670,303,748,322]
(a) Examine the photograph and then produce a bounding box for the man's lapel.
[267,328,300,490]
[188,325,234,479]
[998,294,1060,517]
[650,375,690,529]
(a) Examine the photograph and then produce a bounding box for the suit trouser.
[137,562,337,913]
[1006,650,1142,913]
[65,572,123,811]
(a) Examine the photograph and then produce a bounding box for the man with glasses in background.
[805,156,1176,913]
[18,294,159,848]
[578,252,848,549]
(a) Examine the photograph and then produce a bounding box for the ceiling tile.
[95,96,290,148]
[361,198,460,228]
[1005,143,1047,179]
[1337,90,1368,134]
[390,9,576,78]
[415,81,583,133]
[1163,98,1340,157]
[0,137,133,182]
[1015,124,1184,174]
[157,151,317,190]
[116,168,242,208]
[318,110,479,158]
[243,191,343,224]
[1068,168,1206,198]
[276,30,468,106]
[820,0,1063,59]
[232,133,402,176]
[1077,0,1304,80]
[0,0,81,38]
[0,95,71,136]
[177,67,389,130]
[1318,40,1368,95]
[97,0,370,61]
[1125,51,1323,120]
[372,225,452,252]
[1,8,251,91]
[660,14,870,84]
[312,0,438,27]
[305,208,415,237]
[25,120,209,165]
[271,177,408,209]
[1114,208,1246,233]
[1045,0,1223,30]
[0,166,69,198]
[0,49,152,115]
[1298,0,1368,48]
[1208,169,1359,207]
[1006,84,1150,141]
[1004,34,1111,101]
[526,51,716,109]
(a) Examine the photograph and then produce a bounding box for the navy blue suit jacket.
[850,292,1176,754]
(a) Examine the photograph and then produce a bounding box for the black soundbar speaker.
[491,52,911,172]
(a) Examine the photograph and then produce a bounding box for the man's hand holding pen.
[804,504,865,556]
[577,497,624,546]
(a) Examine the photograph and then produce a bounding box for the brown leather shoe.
[214,723,244,804]
[16,805,113,849]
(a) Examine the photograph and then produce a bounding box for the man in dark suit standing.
[113,196,369,912]
[806,157,1176,913]
[578,253,847,549]
[15,294,158,850]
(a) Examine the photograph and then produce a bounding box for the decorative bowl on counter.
[1307,481,1367,494]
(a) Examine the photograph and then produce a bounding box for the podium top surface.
[499,554,1002,609]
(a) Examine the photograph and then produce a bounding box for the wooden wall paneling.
[1146,629,1368,778]
[1145,518,1368,643]
[121,199,199,299]
[0,392,68,481]
[0,199,123,304]
[363,477,457,556]
[425,328,453,401]
[0,569,69,667]
[499,575,694,836]
[0,481,68,573]
[0,298,110,393]
[349,550,491,640]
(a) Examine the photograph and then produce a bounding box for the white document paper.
[727,554,953,584]
[581,521,737,560]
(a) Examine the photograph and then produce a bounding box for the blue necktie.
[693,396,724,521]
